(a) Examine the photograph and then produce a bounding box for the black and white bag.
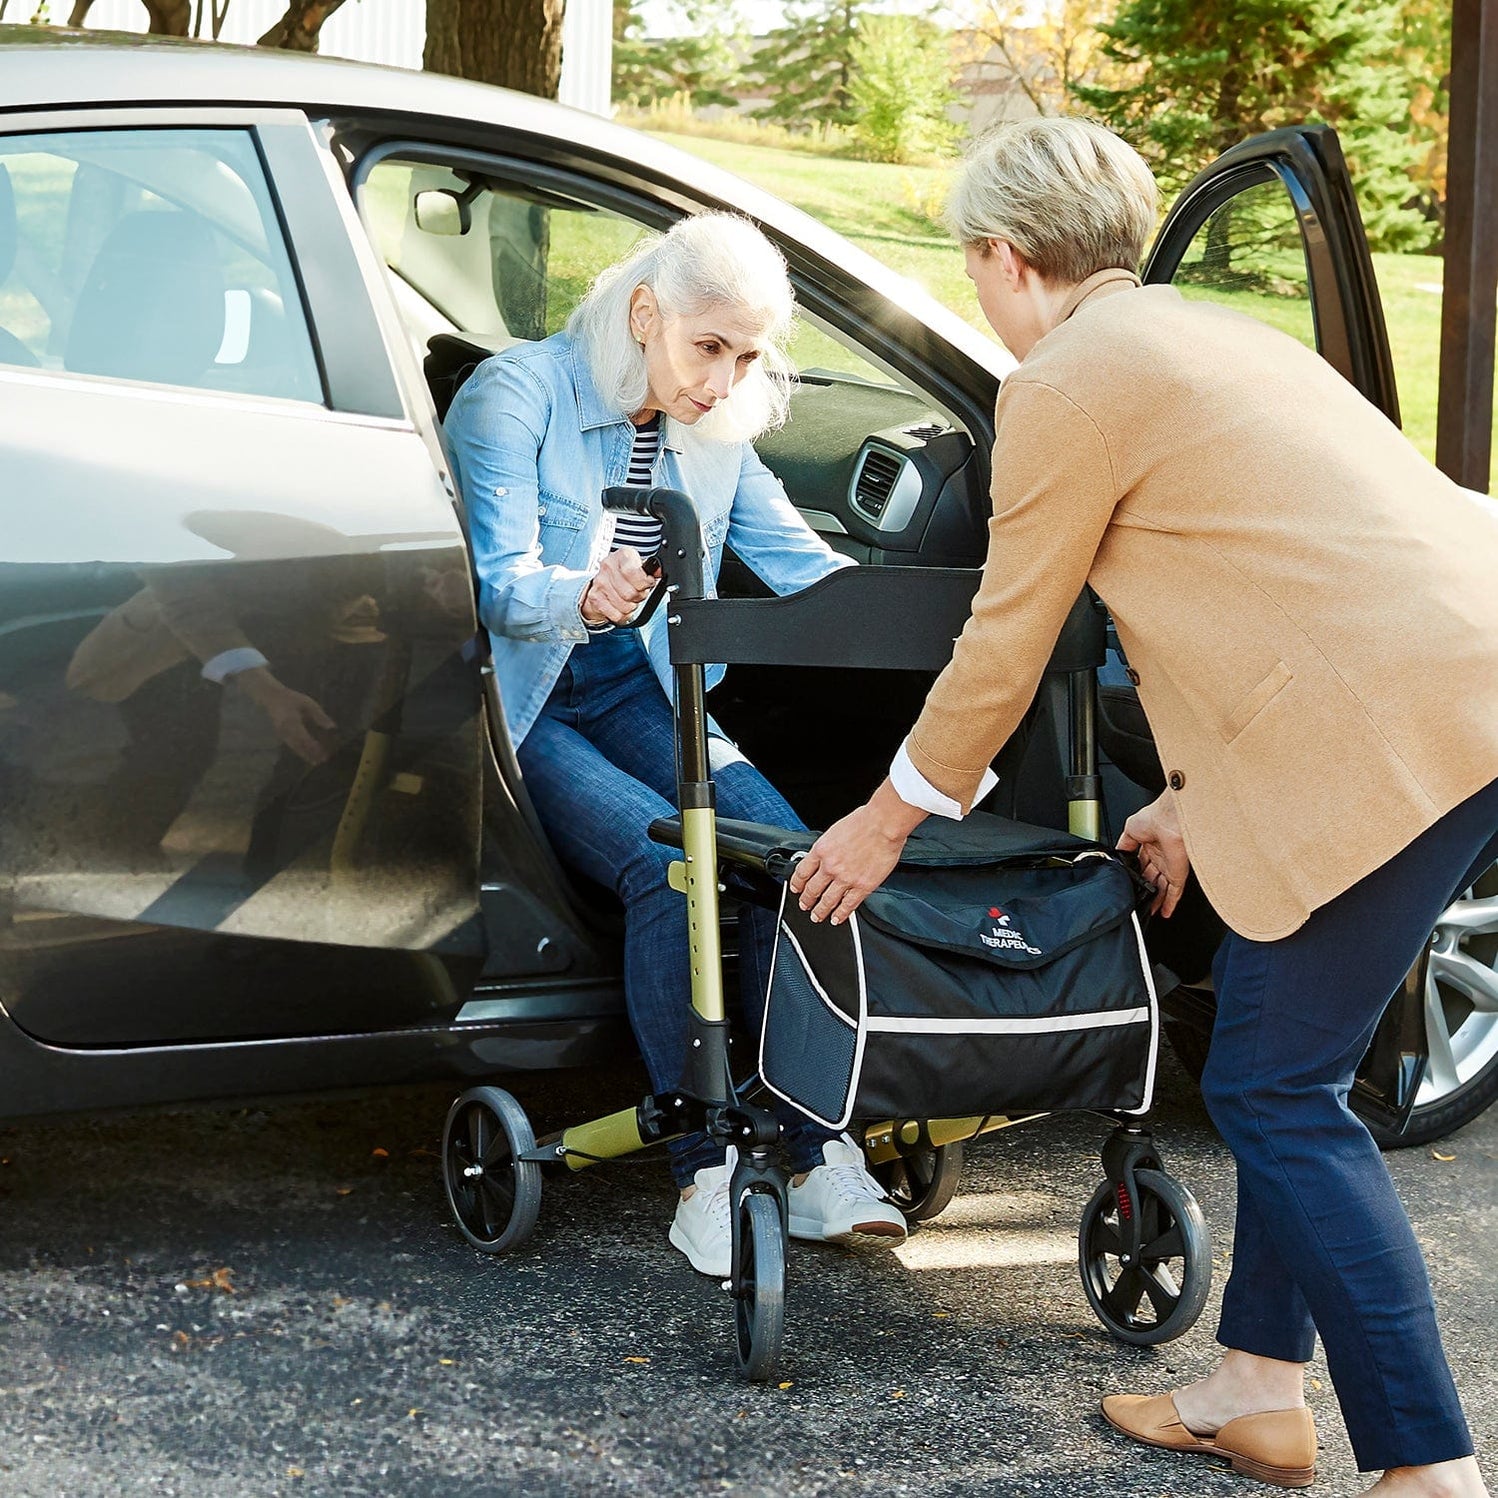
[759,814,1159,1130]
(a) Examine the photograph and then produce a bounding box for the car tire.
[1166,862,1498,1152]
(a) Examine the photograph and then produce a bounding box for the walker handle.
[603,486,707,609]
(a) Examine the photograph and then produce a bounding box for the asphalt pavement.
[0,1050,1492,1497]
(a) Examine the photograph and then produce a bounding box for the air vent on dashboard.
[849,443,925,532]
[853,448,902,518]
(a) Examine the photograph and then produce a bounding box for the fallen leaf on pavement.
[624,1356,650,1364]
[1432,1151,1456,1162]
[372,1148,389,1158]
[184,1267,236,1294]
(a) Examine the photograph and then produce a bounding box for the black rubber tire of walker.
[442,1086,543,1255]
[871,1141,965,1223]
[1078,1166,1211,1347]
[734,1191,787,1383]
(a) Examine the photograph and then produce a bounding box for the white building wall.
[15,1,609,109]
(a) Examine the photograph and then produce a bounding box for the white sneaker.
[668,1162,733,1278]
[787,1135,908,1250]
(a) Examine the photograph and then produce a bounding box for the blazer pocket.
[1221,660,1294,745]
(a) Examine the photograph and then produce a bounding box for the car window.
[362,158,905,392]
[0,127,322,403]
[1169,177,1316,350]
[362,159,651,347]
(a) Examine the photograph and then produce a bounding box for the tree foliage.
[745,0,863,129]
[961,0,1119,119]
[1074,0,1430,251]
[613,0,745,111]
[848,13,958,162]
[1396,0,1450,231]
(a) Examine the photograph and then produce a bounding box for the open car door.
[1142,124,1399,422]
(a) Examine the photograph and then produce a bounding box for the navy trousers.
[1202,776,1498,1471]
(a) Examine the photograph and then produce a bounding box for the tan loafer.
[1101,1392,1317,1489]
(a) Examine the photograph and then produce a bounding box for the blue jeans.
[516,628,839,1186]
[1204,776,1498,1471]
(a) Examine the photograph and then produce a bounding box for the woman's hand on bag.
[581,548,654,625]
[791,780,928,925]
[1117,791,1191,918]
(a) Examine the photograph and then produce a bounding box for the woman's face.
[629,288,765,424]
[964,240,1017,350]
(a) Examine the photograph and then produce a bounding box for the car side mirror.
[414,189,470,236]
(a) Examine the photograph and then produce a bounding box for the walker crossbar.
[666,566,1106,676]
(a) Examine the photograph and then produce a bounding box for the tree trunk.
[424,0,565,100]
[258,0,347,50]
[141,0,192,32]
[67,0,98,23]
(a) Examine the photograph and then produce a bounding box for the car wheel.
[1369,860,1498,1150]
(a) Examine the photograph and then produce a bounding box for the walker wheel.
[1079,1167,1210,1346]
[733,1191,786,1382]
[871,1140,964,1223]
[442,1086,543,1254]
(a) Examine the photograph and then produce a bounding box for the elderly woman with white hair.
[443,212,907,1280]
[789,121,1498,1495]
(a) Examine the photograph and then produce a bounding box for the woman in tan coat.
[790,119,1498,1496]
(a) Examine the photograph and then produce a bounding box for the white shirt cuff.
[201,647,270,684]
[889,739,998,820]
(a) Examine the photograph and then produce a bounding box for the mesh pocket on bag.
[761,927,859,1128]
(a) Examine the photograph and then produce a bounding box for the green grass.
[647,129,1473,466]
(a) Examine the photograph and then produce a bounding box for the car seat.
[0,164,40,368]
[64,207,224,388]
[426,329,525,421]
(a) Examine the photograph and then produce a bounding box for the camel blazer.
[906,270,1498,940]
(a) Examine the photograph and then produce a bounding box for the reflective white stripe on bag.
[863,1006,1151,1035]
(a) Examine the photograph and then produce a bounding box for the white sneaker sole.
[668,1221,730,1279]
[787,1215,907,1251]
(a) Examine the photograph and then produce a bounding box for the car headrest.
[65,208,225,387]
[0,164,16,286]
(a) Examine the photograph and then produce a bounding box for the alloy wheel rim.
[1417,866,1498,1107]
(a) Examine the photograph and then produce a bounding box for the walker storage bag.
[759,814,1159,1129]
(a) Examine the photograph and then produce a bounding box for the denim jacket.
[444,331,852,746]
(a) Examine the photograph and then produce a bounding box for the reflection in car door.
[0,111,485,1047]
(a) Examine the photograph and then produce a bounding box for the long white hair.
[566,212,797,444]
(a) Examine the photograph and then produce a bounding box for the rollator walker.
[441,486,1211,1381]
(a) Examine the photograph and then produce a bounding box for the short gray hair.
[946,118,1158,284]
[567,211,796,443]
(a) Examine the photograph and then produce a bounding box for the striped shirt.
[611,415,664,559]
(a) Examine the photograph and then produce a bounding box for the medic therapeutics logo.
[979,905,1042,956]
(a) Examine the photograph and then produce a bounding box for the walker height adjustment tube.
[603,485,788,1380]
